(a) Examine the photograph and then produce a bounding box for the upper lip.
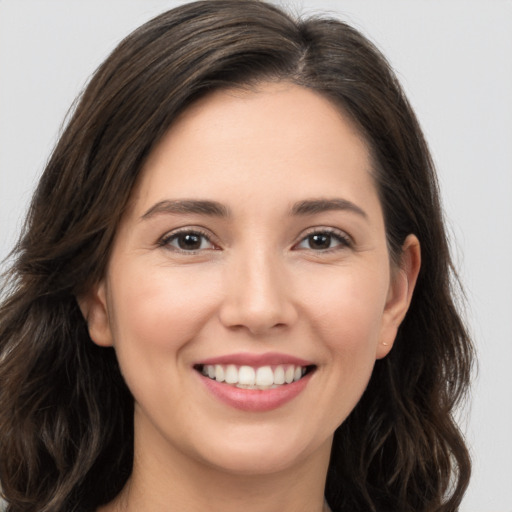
[195,352,314,367]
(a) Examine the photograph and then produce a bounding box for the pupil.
[178,233,201,250]
[310,234,330,249]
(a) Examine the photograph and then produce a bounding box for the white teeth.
[285,366,295,384]
[200,363,310,389]
[274,365,285,385]
[215,364,225,382]
[255,366,274,386]
[225,364,238,384]
[238,366,256,386]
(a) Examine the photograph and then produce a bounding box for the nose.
[218,248,298,336]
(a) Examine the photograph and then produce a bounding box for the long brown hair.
[0,1,473,511]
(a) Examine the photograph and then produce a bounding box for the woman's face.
[82,83,417,477]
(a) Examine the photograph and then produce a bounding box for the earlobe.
[377,234,421,359]
[76,281,114,347]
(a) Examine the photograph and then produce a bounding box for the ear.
[76,281,114,347]
[376,234,421,359]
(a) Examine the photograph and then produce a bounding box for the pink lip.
[197,370,314,412]
[196,351,314,367]
[194,352,316,412]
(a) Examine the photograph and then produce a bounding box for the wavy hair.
[0,1,473,511]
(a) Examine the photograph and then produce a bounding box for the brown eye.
[308,233,332,250]
[296,230,351,251]
[177,233,202,250]
[163,231,215,252]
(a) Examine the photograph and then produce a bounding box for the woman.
[0,1,473,511]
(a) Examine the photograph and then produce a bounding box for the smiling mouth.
[194,364,316,390]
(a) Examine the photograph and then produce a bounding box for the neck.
[100,424,333,512]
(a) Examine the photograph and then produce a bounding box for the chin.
[190,425,329,476]
[202,447,306,476]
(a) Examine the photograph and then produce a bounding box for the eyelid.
[293,227,353,251]
[158,226,220,252]
[157,225,352,253]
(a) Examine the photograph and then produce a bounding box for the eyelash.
[159,228,218,253]
[158,227,352,254]
[294,228,352,252]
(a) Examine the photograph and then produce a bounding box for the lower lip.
[198,371,313,412]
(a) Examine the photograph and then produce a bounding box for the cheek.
[106,264,225,418]
[108,265,222,357]
[302,264,389,356]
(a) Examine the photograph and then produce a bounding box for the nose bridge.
[219,243,296,334]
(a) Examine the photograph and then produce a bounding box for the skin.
[80,82,420,512]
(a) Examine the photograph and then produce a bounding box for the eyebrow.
[141,199,230,220]
[291,198,368,218]
[140,197,367,221]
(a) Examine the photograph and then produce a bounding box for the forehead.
[131,82,379,218]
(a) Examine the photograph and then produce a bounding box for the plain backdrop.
[1,1,511,511]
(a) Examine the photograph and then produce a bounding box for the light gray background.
[1,1,511,511]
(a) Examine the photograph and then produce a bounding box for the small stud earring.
[382,342,389,346]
